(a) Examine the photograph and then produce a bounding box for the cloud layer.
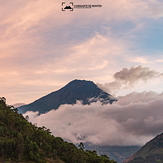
[24,91,163,146]
[97,65,163,94]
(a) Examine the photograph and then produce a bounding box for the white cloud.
[24,91,163,146]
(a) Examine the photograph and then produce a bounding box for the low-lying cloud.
[97,65,163,94]
[24,91,163,146]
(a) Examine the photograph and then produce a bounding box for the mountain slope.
[122,133,163,163]
[18,79,117,114]
[12,103,26,108]
[0,97,117,163]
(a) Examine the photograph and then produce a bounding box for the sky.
[1,0,163,147]
[1,0,163,104]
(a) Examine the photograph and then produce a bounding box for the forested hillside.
[0,97,116,163]
[122,133,163,163]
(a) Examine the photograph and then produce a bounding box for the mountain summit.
[18,79,117,114]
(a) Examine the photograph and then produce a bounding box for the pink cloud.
[0,0,163,105]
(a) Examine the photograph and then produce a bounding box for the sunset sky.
[1,0,163,104]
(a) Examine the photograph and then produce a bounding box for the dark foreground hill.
[0,97,117,163]
[18,79,117,114]
[122,133,163,163]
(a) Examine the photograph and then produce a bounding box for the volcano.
[18,79,117,114]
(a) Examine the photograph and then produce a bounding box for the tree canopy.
[0,97,117,163]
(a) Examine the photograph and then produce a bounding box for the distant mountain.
[122,133,163,163]
[12,103,26,108]
[84,144,141,163]
[18,79,117,114]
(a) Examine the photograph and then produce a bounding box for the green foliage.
[16,133,24,160]
[0,97,117,163]
[78,142,85,150]
[156,159,162,163]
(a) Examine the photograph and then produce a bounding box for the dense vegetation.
[124,133,163,163]
[0,97,117,163]
[127,154,163,163]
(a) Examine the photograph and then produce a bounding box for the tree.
[78,142,84,150]
[25,115,29,121]
[16,133,24,161]
[0,139,5,158]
